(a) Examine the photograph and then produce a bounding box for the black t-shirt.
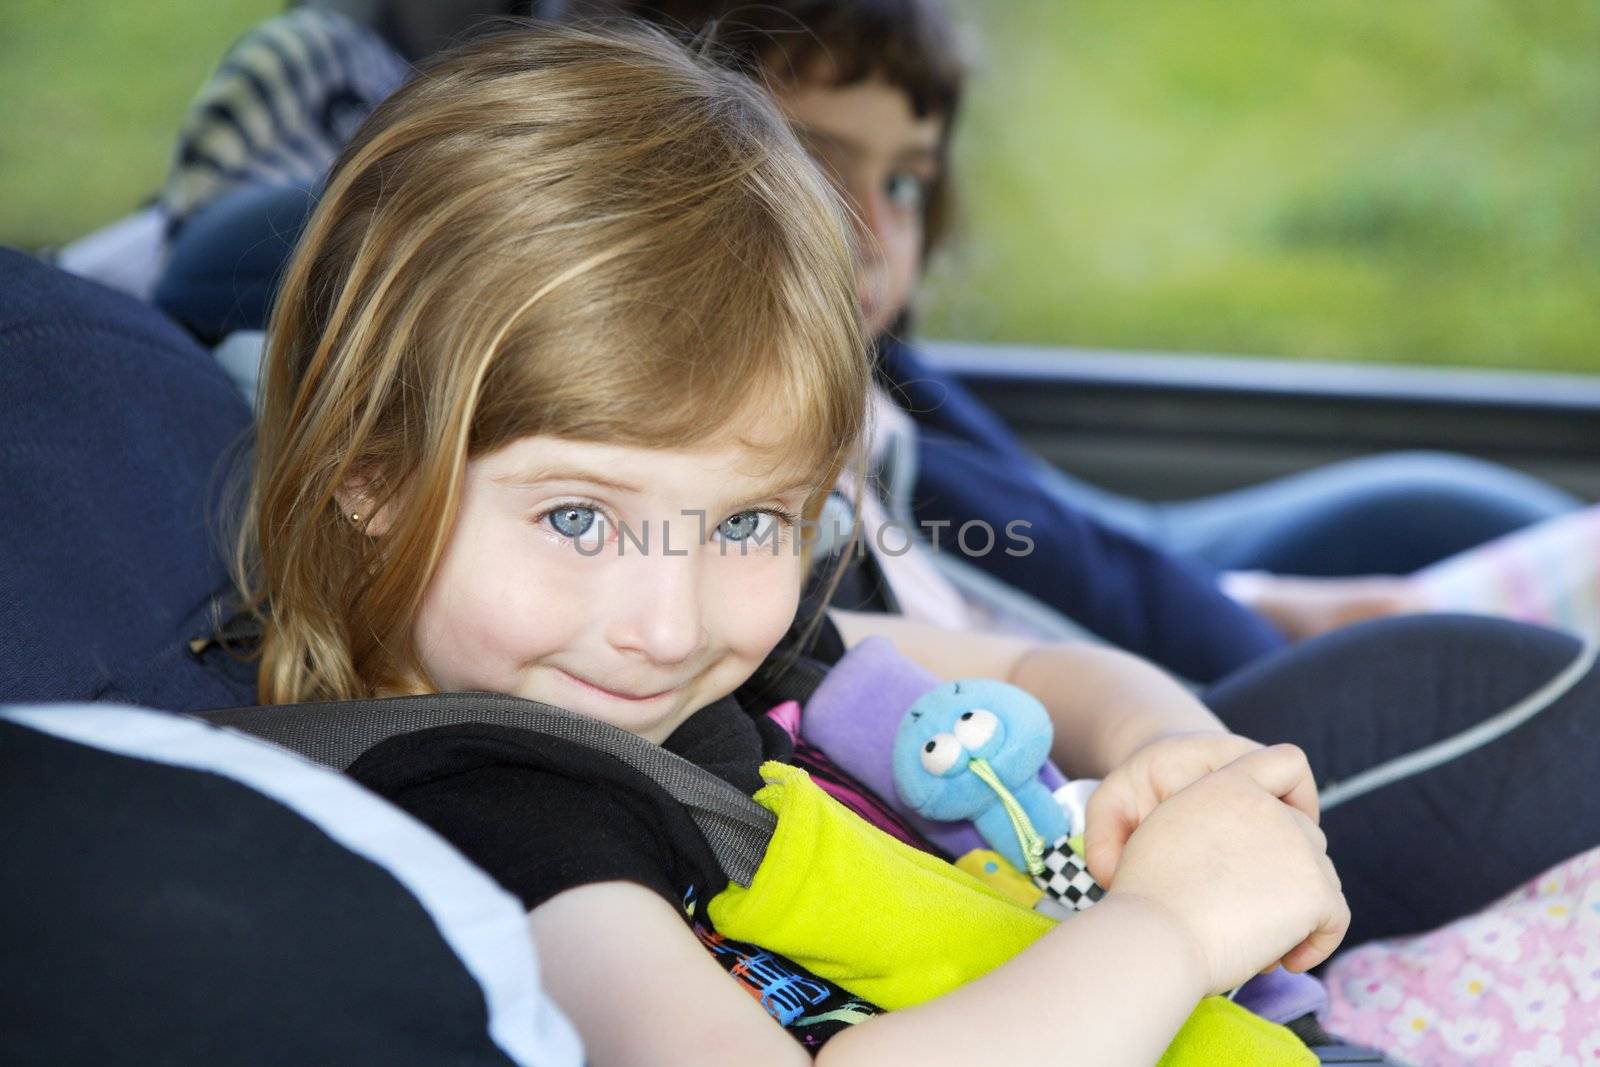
[347,608,883,1051]
[347,696,779,910]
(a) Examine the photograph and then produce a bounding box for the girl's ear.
[335,475,397,537]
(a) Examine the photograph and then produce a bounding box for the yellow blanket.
[708,762,1315,1066]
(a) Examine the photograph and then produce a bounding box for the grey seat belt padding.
[201,693,775,887]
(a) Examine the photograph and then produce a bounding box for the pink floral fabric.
[1322,847,1600,1065]
[1410,504,1600,642]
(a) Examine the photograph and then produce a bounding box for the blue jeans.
[154,181,320,344]
[1037,452,1581,576]
[1206,614,1600,947]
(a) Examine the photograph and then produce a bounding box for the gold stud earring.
[350,512,362,524]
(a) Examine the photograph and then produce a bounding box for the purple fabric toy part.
[800,636,1064,860]
[1230,968,1329,1027]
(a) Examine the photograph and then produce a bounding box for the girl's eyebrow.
[746,476,819,503]
[493,467,813,503]
[702,475,818,514]
[492,468,642,494]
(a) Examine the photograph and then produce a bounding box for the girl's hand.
[1107,744,1349,995]
[1084,731,1320,886]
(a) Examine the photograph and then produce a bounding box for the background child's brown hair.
[579,0,967,260]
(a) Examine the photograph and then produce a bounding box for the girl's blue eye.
[717,510,771,543]
[886,172,928,211]
[548,505,596,538]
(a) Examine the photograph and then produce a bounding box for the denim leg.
[1205,614,1600,946]
[1027,458,1166,544]
[154,181,320,344]
[1157,451,1582,575]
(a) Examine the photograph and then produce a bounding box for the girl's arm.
[529,880,1208,1067]
[529,882,812,1067]
[830,609,1226,778]
[530,753,1347,1066]
[822,893,1206,1065]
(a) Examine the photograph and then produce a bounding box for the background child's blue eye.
[886,172,928,210]
[549,506,596,538]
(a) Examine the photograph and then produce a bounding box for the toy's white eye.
[954,708,998,751]
[919,733,964,776]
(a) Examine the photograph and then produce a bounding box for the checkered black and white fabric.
[1034,836,1105,912]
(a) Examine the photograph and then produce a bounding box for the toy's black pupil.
[960,711,973,720]
[924,741,936,753]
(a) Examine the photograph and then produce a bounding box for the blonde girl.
[236,23,1344,1066]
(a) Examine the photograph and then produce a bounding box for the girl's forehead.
[479,433,819,500]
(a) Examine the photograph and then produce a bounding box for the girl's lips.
[558,669,676,703]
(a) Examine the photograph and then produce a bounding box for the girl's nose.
[606,550,708,667]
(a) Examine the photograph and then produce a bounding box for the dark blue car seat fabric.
[0,702,582,1066]
[0,248,257,710]
[1207,613,1600,947]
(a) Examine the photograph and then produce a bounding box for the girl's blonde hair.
[235,22,868,705]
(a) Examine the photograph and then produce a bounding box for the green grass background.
[2,1,1595,371]
[0,0,280,248]
[925,1,1600,371]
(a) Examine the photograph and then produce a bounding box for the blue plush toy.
[891,679,1069,875]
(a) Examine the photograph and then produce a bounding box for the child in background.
[592,0,1580,682]
[235,24,1346,1063]
[588,0,1600,952]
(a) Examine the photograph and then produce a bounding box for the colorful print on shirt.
[683,886,883,1049]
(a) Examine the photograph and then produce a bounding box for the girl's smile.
[553,667,681,704]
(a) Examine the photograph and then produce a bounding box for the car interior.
[4,2,1595,1064]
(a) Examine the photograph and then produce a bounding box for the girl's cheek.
[713,551,805,653]
[416,530,594,684]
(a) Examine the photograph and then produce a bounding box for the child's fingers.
[1287,806,1328,858]
[1280,940,1329,974]
[1225,743,1320,824]
[1280,893,1351,974]
[1143,734,1257,799]
[1083,781,1139,885]
[1279,798,1347,974]
[1320,852,1342,893]
[1279,806,1348,973]
[1285,807,1342,897]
